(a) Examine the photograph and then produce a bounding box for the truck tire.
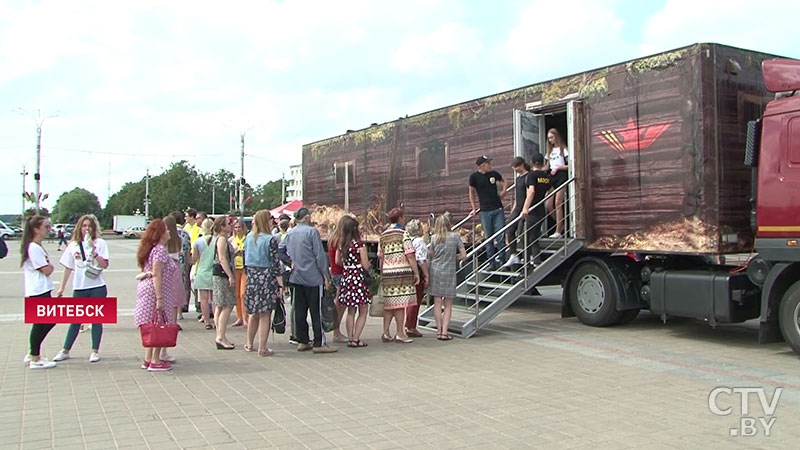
[616,309,640,325]
[778,280,800,355]
[568,261,622,326]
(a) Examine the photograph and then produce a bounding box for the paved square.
[2,237,799,449]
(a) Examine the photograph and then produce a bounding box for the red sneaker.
[147,362,173,372]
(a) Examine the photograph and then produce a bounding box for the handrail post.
[523,214,528,289]
[472,214,479,331]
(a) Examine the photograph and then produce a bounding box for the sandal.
[347,341,358,348]
[356,340,368,347]
[205,324,215,330]
[243,344,254,352]
[215,340,235,350]
[395,336,413,344]
[381,334,394,343]
[333,334,348,343]
[258,348,274,357]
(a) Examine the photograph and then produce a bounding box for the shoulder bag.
[139,309,179,348]
[79,242,103,279]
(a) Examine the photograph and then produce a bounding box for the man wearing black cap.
[278,207,337,353]
[521,153,551,266]
[469,155,508,269]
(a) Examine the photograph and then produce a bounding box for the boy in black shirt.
[521,153,551,266]
[503,157,532,267]
[469,156,508,269]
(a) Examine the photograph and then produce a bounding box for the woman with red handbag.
[134,219,177,372]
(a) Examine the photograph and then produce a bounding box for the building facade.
[285,164,303,202]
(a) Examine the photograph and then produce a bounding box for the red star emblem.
[595,117,674,152]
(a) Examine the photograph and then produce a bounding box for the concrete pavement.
[1,236,799,449]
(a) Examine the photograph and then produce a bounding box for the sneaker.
[501,254,521,268]
[29,359,57,370]
[289,336,299,345]
[141,361,151,369]
[160,353,176,363]
[549,232,562,239]
[23,354,31,365]
[89,352,100,363]
[53,351,70,362]
[297,343,313,352]
[147,362,172,372]
[312,345,338,354]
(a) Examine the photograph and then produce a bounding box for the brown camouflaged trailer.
[302,43,776,254]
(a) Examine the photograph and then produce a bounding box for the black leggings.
[29,291,56,357]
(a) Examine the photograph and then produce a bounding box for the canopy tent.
[270,200,302,218]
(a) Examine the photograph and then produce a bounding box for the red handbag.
[139,309,179,348]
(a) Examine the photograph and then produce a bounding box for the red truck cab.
[751,58,800,352]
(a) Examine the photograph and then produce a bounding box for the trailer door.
[514,109,544,162]
[567,100,587,239]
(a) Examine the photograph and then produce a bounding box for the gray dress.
[427,233,464,298]
[212,238,237,307]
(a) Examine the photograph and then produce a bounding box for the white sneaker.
[89,352,101,363]
[29,359,57,370]
[501,254,521,268]
[23,354,31,365]
[53,351,71,362]
[549,232,562,239]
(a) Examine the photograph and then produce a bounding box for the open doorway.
[515,101,585,239]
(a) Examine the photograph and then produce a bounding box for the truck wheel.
[616,309,640,325]
[568,261,622,326]
[778,280,800,355]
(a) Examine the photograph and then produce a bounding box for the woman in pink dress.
[134,219,177,372]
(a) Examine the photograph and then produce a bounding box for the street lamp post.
[17,109,58,215]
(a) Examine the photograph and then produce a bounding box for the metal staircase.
[418,177,583,338]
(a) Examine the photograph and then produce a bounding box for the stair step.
[464,280,516,290]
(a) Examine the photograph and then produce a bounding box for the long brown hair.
[163,215,181,253]
[250,210,271,243]
[329,215,348,251]
[20,215,48,267]
[338,216,361,257]
[212,216,229,235]
[71,214,100,243]
[546,128,567,159]
[136,219,166,269]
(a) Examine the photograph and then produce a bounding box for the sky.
[1,0,798,215]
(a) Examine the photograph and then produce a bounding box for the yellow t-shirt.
[184,223,200,245]
[233,234,245,269]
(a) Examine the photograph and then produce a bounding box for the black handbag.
[212,239,229,278]
[321,293,336,332]
[272,300,286,334]
[363,268,373,287]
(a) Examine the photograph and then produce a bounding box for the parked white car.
[123,226,146,239]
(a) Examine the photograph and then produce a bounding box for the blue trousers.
[479,208,506,263]
[63,285,107,351]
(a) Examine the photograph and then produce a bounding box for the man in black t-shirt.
[503,157,532,267]
[521,153,551,265]
[469,155,508,268]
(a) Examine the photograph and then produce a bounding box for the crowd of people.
[19,133,567,371]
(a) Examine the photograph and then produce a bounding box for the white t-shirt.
[412,237,428,263]
[24,242,54,296]
[59,239,109,291]
[549,147,569,169]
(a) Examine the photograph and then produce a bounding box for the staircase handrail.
[462,177,576,261]
[450,182,517,232]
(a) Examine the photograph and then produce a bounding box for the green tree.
[252,180,284,210]
[105,179,146,226]
[51,188,102,224]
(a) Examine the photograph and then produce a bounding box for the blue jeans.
[479,208,506,263]
[63,285,107,351]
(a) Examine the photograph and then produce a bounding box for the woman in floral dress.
[335,216,371,347]
[378,208,419,343]
[243,210,283,356]
[134,219,176,372]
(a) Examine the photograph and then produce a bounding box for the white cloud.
[502,0,632,76]
[392,23,483,72]
[639,0,800,58]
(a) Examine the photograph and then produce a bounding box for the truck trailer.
[301,43,800,353]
